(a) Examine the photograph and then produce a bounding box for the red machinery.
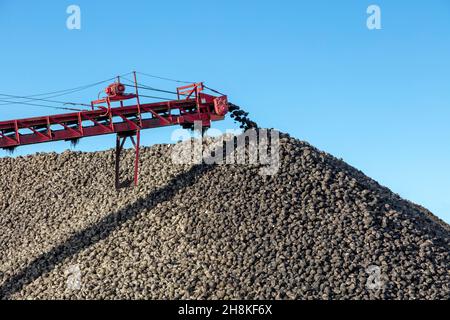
[0,72,229,188]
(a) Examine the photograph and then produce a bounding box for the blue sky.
[0,0,449,223]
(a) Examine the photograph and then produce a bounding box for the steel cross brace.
[115,130,140,190]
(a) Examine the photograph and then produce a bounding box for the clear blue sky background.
[0,0,449,223]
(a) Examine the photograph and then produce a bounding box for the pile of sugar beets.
[0,103,448,300]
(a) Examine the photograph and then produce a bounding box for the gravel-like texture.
[0,131,448,300]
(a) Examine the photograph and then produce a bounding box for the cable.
[203,85,226,96]
[139,94,173,101]
[130,79,227,99]
[0,99,84,111]
[122,75,210,100]
[122,76,198,98]
[0,72,133,105]
[135,72,227,98]
[0,93,91,107]
[136,71,193,84]
[0,88,89,106]
[121,81,179,96]
[29,72,132,98]
[111,78,181,101]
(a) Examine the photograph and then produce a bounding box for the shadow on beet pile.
[0,156,222,299]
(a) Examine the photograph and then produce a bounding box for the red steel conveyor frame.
[0,77,229,188]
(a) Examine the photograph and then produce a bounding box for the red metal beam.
[0,93,227,149]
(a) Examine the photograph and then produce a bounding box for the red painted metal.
[0,76,228,188]
[0,92,227,148]
[115,130,141,189]
[214,96,229,116]
[132,71,143,127]
[133,130,140,186]
[105,82,126,97]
